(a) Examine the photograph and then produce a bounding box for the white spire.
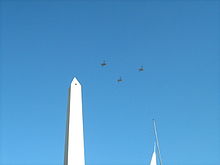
[64,77,85,165]
[150,143,157,165]
[71,77,81,86]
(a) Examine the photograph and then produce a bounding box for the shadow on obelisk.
[64,87,70,165]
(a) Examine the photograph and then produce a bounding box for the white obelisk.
[64,78,85,165]
[150,143,157,165]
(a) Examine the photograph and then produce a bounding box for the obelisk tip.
[71,77,81,86]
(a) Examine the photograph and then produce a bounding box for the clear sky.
[0,0,220,165]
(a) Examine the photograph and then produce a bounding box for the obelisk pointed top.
[65,77,85,165]
[71,77,81,86]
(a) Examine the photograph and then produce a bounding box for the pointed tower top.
[71,77,81,86]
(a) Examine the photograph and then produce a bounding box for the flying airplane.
[138,66,144,71]
[117,77,123,82]
[100,60,107,66]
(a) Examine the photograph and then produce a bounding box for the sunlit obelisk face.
[64,78,85,165]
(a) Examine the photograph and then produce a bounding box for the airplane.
[117,77,123,82]
[138,66,144,72]
[100,60,107,66]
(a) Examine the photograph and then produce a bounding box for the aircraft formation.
[100,60,144,83]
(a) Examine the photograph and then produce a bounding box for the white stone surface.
[150,143,157,165]
[64,78,85,165]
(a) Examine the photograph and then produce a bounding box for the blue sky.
[0,0,220,165]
